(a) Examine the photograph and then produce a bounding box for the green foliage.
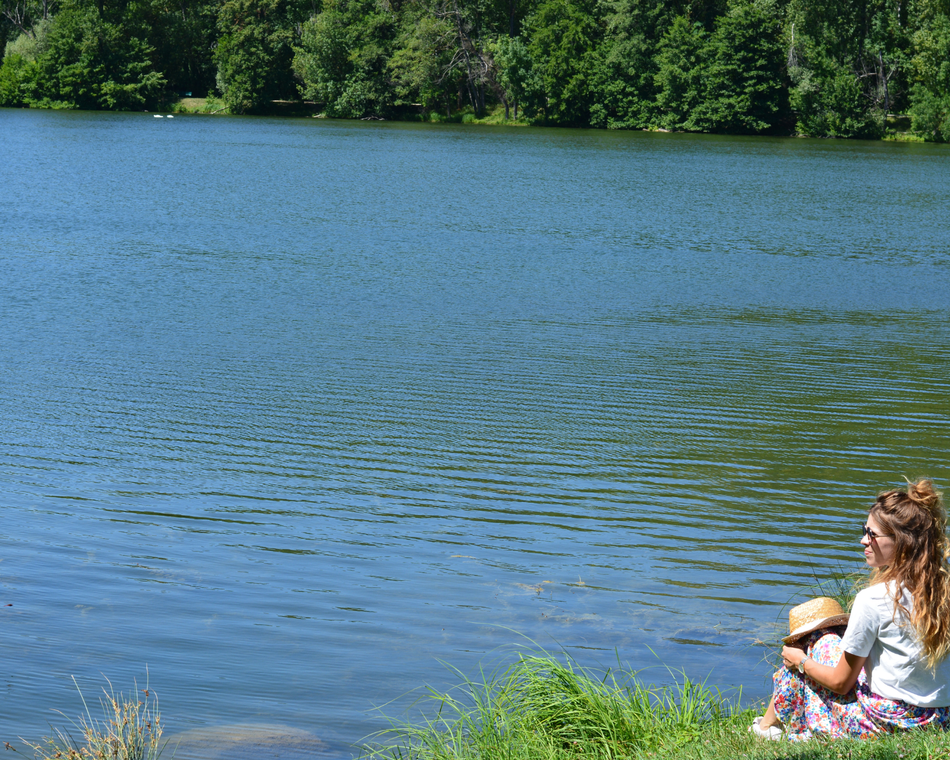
[789,58,883,138]
[687,0,789,133]
[908,83,950,140]
[3,0,947,141]
[293,0,395,118]
[1,0,57,49]
[140,0,219,96]
[910,11,950,95]
[387,5,460,115]
[199,93,226,111]
[1,23,46,104]
[0,52,29,103]
[214,0,299,113]
[908,12,950,140]
[592,0,673,128]
[489,34,541,117]
[295,7,352,111]
[782,0,912,138]
[652,15,704,129]
[9,0,165,110]
[4,17,48,58]
[388,0,506,118]
[524,0,601,125]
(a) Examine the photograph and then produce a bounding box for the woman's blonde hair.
[870,478,950,668]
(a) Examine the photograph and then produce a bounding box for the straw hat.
[782,597,850,644]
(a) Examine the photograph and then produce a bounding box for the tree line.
[1,0,949,140]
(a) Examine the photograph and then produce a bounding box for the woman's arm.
[782,644,866,695]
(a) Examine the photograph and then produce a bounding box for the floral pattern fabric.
[772,629,950,741]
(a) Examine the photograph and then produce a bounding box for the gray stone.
[165,723,350,760]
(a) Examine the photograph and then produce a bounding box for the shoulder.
[849,584,891,624]
[853,583,889,608]
[851,582,913,628]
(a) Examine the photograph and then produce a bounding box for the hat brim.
[782,613,851,644]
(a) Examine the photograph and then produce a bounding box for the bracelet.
[797,655,811,674]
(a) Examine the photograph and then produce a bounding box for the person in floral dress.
[752,479,950,742]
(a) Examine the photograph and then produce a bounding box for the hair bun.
[907,478,944,514]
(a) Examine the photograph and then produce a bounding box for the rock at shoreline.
[166,723,349,760]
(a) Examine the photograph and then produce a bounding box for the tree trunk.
[879,52,889,120]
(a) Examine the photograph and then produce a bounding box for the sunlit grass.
[362,648,950,760]
[22,676,164,760]
[168,96,228,114]
[424,104,534,126]
[363,651,754,760]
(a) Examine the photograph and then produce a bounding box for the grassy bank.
[169,96,228,114]
[363,653,950,760]
[166,97,318,116]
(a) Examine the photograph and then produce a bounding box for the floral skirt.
[772,629,950,741]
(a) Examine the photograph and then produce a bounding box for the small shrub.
[0,54,28,106]
[909,85,950,142]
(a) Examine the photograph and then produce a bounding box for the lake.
[1,108,949,755]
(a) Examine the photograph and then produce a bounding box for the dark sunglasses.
[862,525,891,541]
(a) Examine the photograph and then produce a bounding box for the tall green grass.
[810,567,867,614]
[364,653,752,760]
[364,651,950,760]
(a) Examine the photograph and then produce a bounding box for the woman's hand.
[782,645,807,670]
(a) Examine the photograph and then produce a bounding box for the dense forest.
[1,0,949,140]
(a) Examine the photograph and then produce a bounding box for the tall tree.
[389,0,505,116]
[523,0,601,125]
[688,0,789,133]
[5,0,164,109]
[138,0,219,96]
[214,0,300,112]
[489,34,540,117]
[294,0,396,117]
[651,14,704,129]
[785,0,908,136]
[908,10,950,139]
[388,3,461,113]
[591,0,668,128]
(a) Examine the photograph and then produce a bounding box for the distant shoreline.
[154,98,926,142]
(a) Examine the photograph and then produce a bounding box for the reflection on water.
[1,109,948,752]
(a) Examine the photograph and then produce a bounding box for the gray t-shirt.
[841,582,950,707]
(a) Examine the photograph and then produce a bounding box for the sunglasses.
[862,525,891,541]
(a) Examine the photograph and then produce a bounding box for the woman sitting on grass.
[753,478,950,741]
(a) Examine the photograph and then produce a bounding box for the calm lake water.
[1,108,949,755]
